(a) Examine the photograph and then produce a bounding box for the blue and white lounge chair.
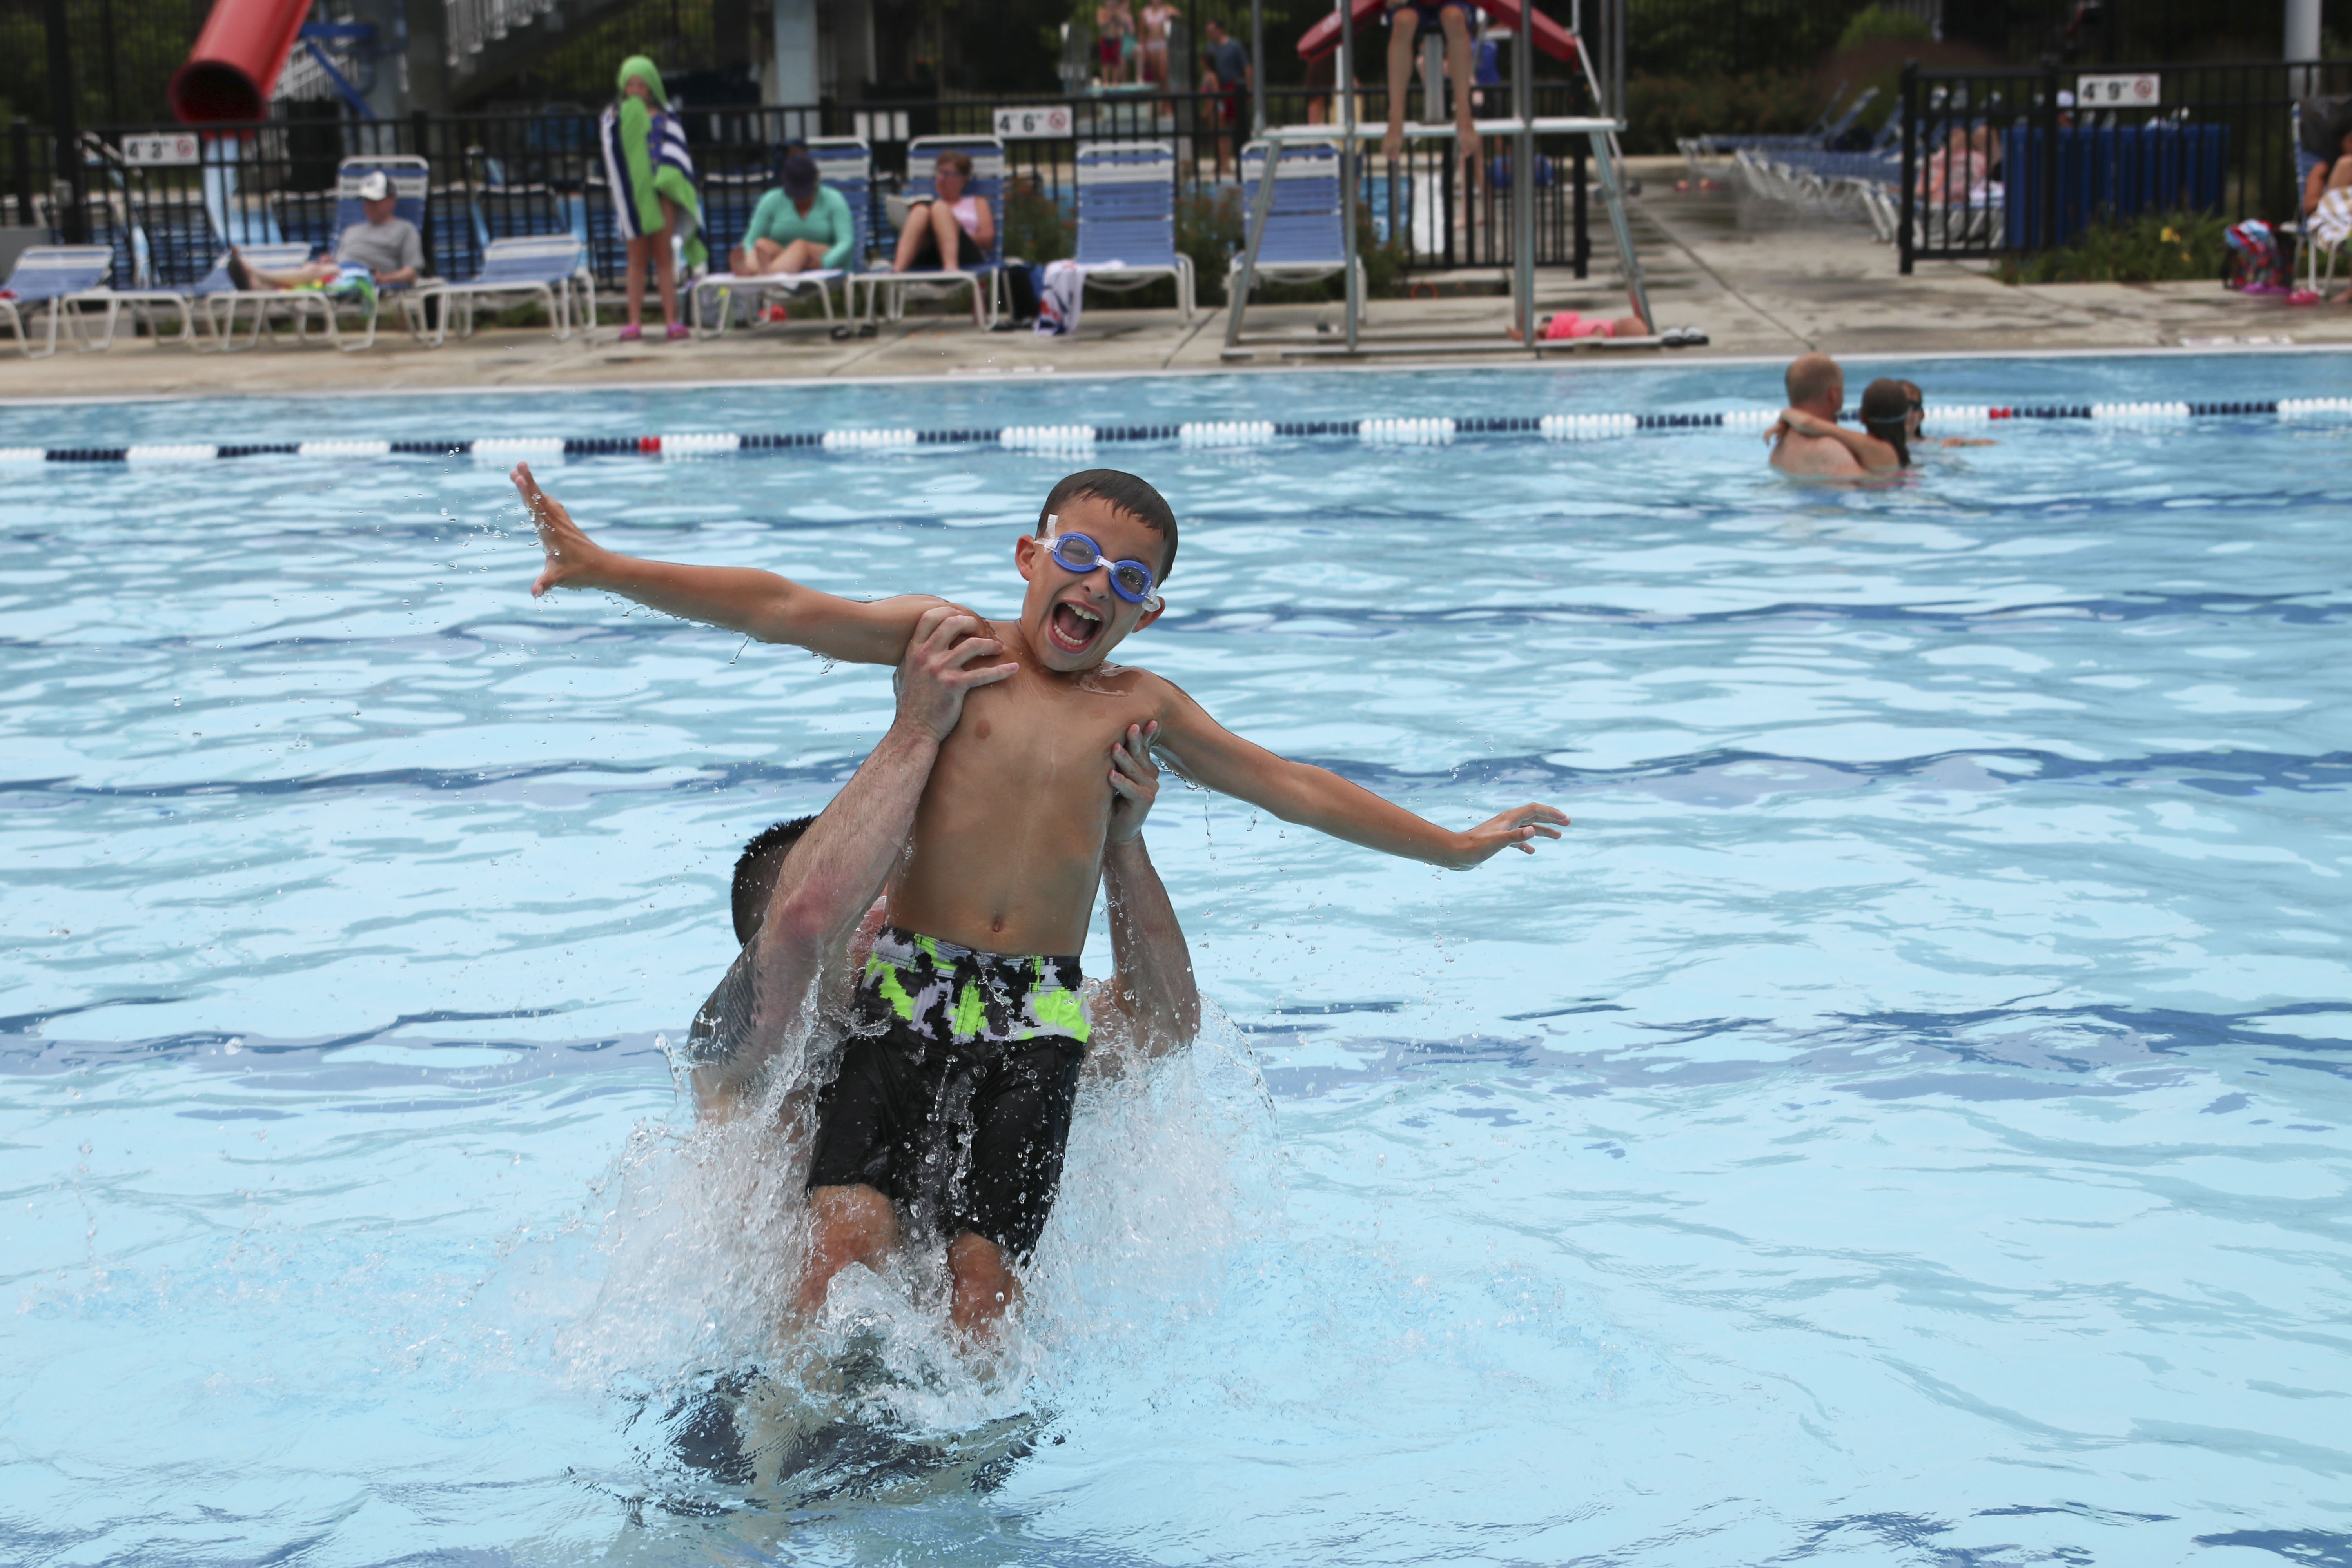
[420,234,597,345]
[476,184,570,242]
[873,136,1007,328]
[1074,140,1194,323]
[0,245,114,356]
[1229,140,1367,314]
[259,156,432,351]
[690,139,874,337]
[105,191,237,347]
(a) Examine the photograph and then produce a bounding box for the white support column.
[771,0,819,107]
[2287,0,2321,98]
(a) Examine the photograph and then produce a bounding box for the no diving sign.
[2076,73,2160,108]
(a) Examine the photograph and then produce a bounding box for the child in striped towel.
[601,55,707,341]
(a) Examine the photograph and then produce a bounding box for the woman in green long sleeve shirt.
[728,152,857,276]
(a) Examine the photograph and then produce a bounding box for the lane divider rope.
[6,399,2342,466]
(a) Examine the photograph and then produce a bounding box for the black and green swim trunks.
[806,926,1090,1260]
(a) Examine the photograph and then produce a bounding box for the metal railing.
[1900,58,2352,271]
[7,83,1606,294]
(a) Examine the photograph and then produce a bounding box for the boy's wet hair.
[731,815,818,946]
[1036,469,1178,581]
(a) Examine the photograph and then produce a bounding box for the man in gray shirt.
[227,169,423,292]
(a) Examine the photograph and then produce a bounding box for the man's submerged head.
[1017,469,1178,671]
[732,815,817,946]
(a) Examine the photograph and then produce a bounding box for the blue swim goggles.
[1045,524,1160,606]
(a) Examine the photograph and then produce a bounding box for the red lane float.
[1297,0,1579,65]
[169,0,316,124]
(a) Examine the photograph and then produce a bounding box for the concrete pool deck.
[6,156,2347,403]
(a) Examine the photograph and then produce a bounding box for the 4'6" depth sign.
[993,105,1073,139]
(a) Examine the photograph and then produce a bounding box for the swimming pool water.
[4,354,2350,1566]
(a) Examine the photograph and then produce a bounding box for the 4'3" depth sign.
[993,105,1073,139]
[122,132,201,166]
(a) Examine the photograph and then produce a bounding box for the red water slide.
[1297,0,1579,65]
[169,0,315,124]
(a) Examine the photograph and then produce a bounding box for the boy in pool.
[512,463,1566,1328]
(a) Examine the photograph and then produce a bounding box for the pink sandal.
[667,322,691,341]
[616,324,642,341]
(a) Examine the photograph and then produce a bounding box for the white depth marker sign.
[122,132,201,166]
[2076,73,2161,107]
[994,106,1074,139]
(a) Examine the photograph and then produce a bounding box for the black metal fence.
[1900,58,2352,271]
[7,82,1610,295]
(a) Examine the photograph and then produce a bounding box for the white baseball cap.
[355,170,391,201]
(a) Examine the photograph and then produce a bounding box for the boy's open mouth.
[1047,599,1106,655]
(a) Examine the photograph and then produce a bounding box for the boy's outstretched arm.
[1154,687,1567,870]
[513,462,946,666]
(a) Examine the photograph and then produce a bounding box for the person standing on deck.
[1202,18,1252,181]
[1140,0,1181,85]
[600,56,707,342]
[1097,0,1138,84]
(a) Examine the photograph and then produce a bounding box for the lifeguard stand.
[1221,0,1657,359]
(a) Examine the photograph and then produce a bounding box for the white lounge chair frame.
[0,245,117,356]
[419,235,597,346]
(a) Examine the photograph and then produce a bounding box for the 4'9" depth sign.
[2076,73,2161,108]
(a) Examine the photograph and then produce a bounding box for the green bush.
[1178,184,1243,307]
[1004,179,1074,264]
[1628,0,1873,79]
[1998,208,2230,284]
[1621,71,1826,155]
[1837,4,1932,51]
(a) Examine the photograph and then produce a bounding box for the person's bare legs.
[928,198,964,269]
[1440,5,1477,178]
[1613,286,1651,337]
[229,252,339,291]
[1382,6,1423,163]
[890,200,964,272]
[947,1231,1020,1339]
[624,235,652,328]
[892,208,922,271]
[740,237,827,277]
[651,198,680,328]
[797,1183,899,1316]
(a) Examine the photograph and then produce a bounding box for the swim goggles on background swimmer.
[1043,523,1160,607]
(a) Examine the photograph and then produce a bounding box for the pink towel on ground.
[1542,311,1612,340]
